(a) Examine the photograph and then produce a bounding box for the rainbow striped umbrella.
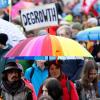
[5,35,92,58]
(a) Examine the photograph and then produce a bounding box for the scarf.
[2,79,25,96]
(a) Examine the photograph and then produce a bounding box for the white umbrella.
[0,18,26,47]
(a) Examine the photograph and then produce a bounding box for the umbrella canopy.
[5,34,92,58]
[11,1,34,20]
[0,18,26,47]
[76,27,100,41]
[72,2,82,16]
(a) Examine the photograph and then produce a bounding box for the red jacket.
[38,74,79,100]
[59,74,79,100]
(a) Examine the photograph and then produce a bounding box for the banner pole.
[9,0,12,22]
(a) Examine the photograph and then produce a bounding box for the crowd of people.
[0,0,100,100]
[0,60,99,100]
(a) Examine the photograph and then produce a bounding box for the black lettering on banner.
[30,12,35,24]
[22,14,28,26]
[27,13,32,25]
[52,8,56,21]
[34,11,40,23]
[42,10,48,22]
[46,8,51,21]
[38,11,44,22]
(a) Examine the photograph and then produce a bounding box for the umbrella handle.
[56,56,58,63]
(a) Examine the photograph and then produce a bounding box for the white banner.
[20,3,58,31]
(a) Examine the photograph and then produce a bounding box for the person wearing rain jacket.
[25,60,48,96]
[38,60,79,100]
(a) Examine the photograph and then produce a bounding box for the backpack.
[66,80,71,100]
[75,80,83,100]
[30,67,34,82]
[75,81,82,94]
[66,80,71,93]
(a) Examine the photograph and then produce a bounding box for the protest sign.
[20,3,58,31]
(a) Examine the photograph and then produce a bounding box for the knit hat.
[0,33,8,45]
[64,14,73,23]
[2,62,22,74]
[72,22,83,30]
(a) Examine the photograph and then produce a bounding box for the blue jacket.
[24,63,48,95]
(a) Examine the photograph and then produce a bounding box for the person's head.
[71,22,83,39]
[42,78,63,100]
[56,25,72,38]
[64,14,73,24]
[38,29,48,36]
[48,60,62,79]
[81,60,98,90]
[2,62,22,83]
[79,41,87,48]
[0,33,8,49]
[82,60,98,82]
[73,15,81,22]
[35,60,46,70]
[81,12,88,22]
[87,17,98,28]
[38,94,53,100]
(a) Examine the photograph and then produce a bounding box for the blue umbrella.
[76,27,100,41]
[72,3,81,16]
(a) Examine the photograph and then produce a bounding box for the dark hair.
[48,60,62,69]
[47,60,62,77]
[38,95,53,100]
[0,33,8,45]
[81,60,98,91]
[44,78,63,100]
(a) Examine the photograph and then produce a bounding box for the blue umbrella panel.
[76,27,100,41]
